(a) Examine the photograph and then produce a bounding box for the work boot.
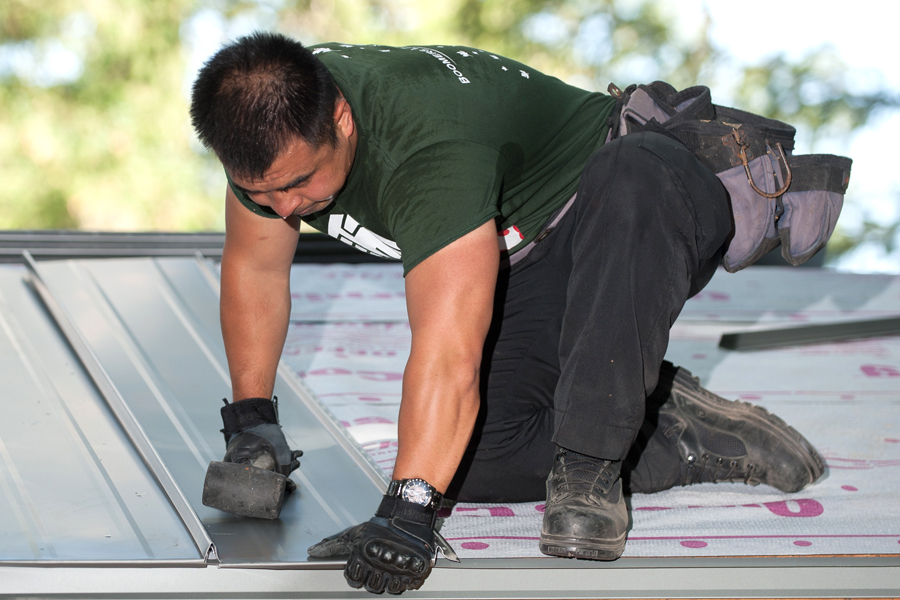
[539,448,628,561]
[625,362,826,494]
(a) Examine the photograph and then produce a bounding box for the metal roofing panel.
[0,230,397,264]
[28,257,385,565]
[1,557,899,598]
[2,256,899,598]
[0,268,201,563]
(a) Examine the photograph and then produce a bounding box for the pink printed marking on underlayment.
[319,392,402,398]
[535,504,545,513]
[307,367,353,376]
[886,438,900,443]
[446,534,900,545]
[680,540,708,548]
[639,503,766,512]
[633,500,822,517]
[446,536,539,542]
[690,291,730,302]
[763,499,824,518]
[455,506,515,517]
[824,457,900,469]
[357,370,404,381]
[861,364,900,377]
[794,540,812,547]
[460,542,490,550]
[352,416,395,425]
[691,353,707,359]
[842,485,859,491]
[626,534,900,541]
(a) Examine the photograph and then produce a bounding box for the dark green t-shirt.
[230,43,616,274]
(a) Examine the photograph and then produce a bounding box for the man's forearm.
[220,259,292,401]
[392,348,482,493]
[391,220,499,493]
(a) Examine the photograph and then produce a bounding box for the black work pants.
[447,132,733,502]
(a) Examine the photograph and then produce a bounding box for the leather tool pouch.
[607,82,852,272]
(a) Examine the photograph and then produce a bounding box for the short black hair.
[190,32,338,179]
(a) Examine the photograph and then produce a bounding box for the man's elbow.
[447,350,484,404]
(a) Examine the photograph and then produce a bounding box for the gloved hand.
[308,495,440,594]
[220,397,303,482]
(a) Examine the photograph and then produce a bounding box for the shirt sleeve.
[381,141,505,274]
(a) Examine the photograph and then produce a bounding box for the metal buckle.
[732,129,792,198]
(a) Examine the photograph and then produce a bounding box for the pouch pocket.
[721,146,786,273]
[777,154,852,265]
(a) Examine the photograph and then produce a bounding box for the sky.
[179,0,900,273]
[697,0,900,273]
[5,0,897,272]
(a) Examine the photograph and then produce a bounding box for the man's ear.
[334,95,355,140]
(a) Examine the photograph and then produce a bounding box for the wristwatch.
[387,478,443,510]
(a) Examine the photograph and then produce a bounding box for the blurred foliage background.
[1,0,896,264]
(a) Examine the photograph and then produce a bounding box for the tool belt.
[606,81,852,272]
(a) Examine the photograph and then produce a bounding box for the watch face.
[401,479,433,506]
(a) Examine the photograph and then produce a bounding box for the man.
[190,32,825,594]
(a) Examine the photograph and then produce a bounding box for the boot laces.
[552,450,617,497]
[681,452,757,485]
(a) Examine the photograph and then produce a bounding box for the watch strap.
[386,478,443,511]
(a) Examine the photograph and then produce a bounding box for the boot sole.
[539,531,626,561]
[672,368,827,491]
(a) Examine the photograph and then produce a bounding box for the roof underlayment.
[0,252,898,598]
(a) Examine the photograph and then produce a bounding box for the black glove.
[308,495,439,594]
[220,397,303,484]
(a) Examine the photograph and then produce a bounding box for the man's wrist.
[219,397,279,441]
[385,478,443,511]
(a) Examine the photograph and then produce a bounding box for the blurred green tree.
[1,0,221,230]
[1,0,896,266]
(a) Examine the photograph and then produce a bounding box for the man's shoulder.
[309,42,566,91]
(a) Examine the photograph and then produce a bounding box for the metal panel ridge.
[192,257,458,563]
[0,266,201,564]
[23,252,217,563]
[27,255,384,565]
[193,256,389,491]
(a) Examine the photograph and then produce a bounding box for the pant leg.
[447,132,732,502]
[446,236,567,502]
[554,131,732,459]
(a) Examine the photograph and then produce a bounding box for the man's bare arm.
[220,185,300,401]
[392,220,499,493]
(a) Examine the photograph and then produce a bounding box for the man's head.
[190,31,339,180]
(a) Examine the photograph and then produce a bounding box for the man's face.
[228,97,356,219]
